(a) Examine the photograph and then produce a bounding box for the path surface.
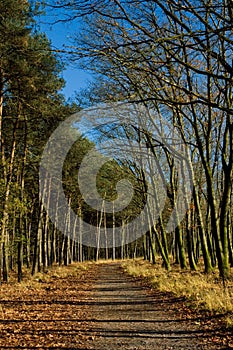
[0,262,230,349]
[83,263,226,350]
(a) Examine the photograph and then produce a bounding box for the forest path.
[0,262,229,349]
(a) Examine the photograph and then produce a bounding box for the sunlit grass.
[121,258,233,327]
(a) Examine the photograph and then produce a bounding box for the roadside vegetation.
[122,258,233,327]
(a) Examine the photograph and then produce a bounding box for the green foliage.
[0,0,80,281]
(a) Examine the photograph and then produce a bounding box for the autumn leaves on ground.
[0,260,232,349]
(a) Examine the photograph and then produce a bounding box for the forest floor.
[0,261,232,349]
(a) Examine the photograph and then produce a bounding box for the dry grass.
[121,258,233,327]
[31,261,93,281]
[0,261,94,297]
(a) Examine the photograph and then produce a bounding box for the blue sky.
[36,12,92,100]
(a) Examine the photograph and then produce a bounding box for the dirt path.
[0,262,230,349]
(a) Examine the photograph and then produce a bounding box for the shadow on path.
[0,262,229,349]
